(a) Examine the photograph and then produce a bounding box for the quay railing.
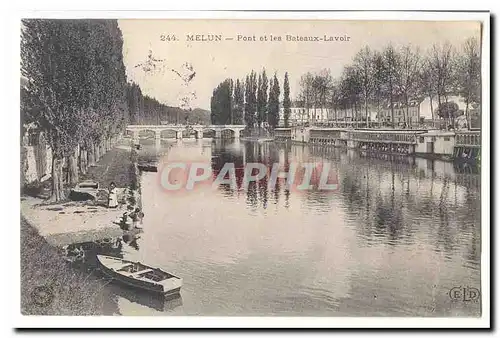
[348,131,422,144]
[310,129,343,139]
[455,131,481,147]
[274,128,292,141]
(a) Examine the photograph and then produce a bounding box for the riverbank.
[21,141,142,246]
[21,140,143,314]
[20,217,110,315]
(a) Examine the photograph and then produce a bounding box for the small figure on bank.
[131,207,145,229]
[119,212,131,230]
[108,182,118,208]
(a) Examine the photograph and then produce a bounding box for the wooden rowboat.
[97,255,182,296]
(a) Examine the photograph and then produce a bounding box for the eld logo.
[448,286,480,302]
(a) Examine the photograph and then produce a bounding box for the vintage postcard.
[17,11,490,328]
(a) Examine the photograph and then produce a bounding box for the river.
[74,139,481,316]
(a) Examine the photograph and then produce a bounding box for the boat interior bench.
[130,268,154,277]
[116,263,134,271]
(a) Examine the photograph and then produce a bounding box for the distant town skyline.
[119,19,481,110]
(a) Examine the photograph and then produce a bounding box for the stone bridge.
[125,124,246,143]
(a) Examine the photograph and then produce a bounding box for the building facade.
[378,100,420,125]
[278,102,338,126]
[21,125,53,185]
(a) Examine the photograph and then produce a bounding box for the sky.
[118,19,481,110]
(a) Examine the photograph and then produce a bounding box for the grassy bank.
[20,217,110,315]
[81,144,141,211]
[81,145,134,190]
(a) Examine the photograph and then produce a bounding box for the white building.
[278,102,306,126]
[379,100,420,125]
[278,102,334,126]
[376,95,472,126]
[419,95,468,120]
[278,103,385,126]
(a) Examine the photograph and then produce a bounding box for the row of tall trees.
[126,82,182,125]
[21,19,129,201]
[210,70,292,129]
[21,20,211,200]
[298,37,481,128]
[210,79,235,124]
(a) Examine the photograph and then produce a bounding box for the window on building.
[444,136,450,141]
[419,137,424,143]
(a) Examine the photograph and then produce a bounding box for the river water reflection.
[90,139,481,316]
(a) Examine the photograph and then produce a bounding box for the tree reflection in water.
[186,139,479,277]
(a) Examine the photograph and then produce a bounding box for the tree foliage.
[21,19,128,200]
[268,73,281,129]
[296,37,481,129]
[244,71,258,129]
[456,37,481,126]
[283,72,291,127]
[436,101,459,119]
[210,79,233,124]
[210,68,285,130]
[233,79,245,124]
[257,69,268,127]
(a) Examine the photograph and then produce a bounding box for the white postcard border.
[10,10,491,329]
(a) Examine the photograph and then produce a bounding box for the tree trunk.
[429,92,434,128]
[95,142,100,162]
[94,143,99,162]
[100,141,105,157]
[389,81,395,128]
[67,147,79,186]
[437,93,442,127]
[405,96,409,128]
[355,103,360,128]
[96,141,104,161]
[365,96,369,128]
[51,155,65,202]
[84,149,88,171]
[88,146,96,167]
[79,149,87,175]
[352,105,355,128]
[465,97,470,130]
[21,146,28,189]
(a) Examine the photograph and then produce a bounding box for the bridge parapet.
[126,124,245,140]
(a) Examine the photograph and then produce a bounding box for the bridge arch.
[202,128,216,138]
[159,128,179,139]
[220,129,236,138]
[138,129,156,139]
